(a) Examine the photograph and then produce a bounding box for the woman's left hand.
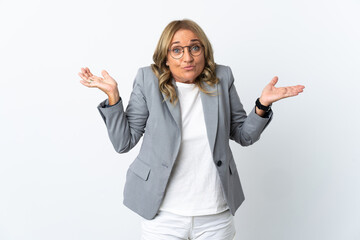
[259,76,305,106]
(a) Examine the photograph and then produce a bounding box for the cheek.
[167,56,175,66]
[196,53,205,65]
[168,59,181,72]
[196,57,205,72]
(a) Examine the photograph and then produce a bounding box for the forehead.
[170,29,200,45]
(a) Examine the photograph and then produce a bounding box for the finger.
[81,67,89,78]
[297,85,305,91]
[82,67,93,78]
[101,69,110,78]
[295,86,304,94]
[85,67,93,77]
[89,75,103,82]
[269,76,278,86]
[285,86,304,97]
[80,79,96,88]
[78,72,90,82]
[290,85,305,94]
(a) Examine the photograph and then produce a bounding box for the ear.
[166,61,169,66]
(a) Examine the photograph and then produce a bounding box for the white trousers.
[141,209,236,240]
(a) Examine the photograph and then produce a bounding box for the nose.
[183,47,194,62]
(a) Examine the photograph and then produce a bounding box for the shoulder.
[216,64,230,75]
[130,66,162,100]
[215,64,235,87]
[132,66,158,87]
[138,66,156,77]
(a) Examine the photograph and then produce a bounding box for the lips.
[183,65,195,70]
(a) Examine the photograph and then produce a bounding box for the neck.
[175,79,194,84]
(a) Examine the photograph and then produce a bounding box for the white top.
[158,81,228,216]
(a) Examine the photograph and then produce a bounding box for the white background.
[1,0,359,239]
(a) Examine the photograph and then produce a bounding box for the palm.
[79,67,118,94]
[260,76,305,106]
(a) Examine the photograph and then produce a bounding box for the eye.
[191,44,201,52]
[172,47,182,54]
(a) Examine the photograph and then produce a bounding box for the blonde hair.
[151,19,218,105]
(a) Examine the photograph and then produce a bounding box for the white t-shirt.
[159,81,228,216]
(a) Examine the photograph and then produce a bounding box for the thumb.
[101,70,110,78]
[269,76,278,86]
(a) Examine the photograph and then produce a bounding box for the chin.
[182,73,198,81]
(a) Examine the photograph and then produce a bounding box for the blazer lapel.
[161,79,219,154]
[161,80,182,131]
[200,82,219,154]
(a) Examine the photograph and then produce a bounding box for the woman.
[79,19,304,240]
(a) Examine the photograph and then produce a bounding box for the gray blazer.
[97,64,272,220]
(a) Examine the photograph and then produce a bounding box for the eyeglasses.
[168,43,204,59]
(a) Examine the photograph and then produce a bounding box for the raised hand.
[79,67,120,105]
[259,76,305,107]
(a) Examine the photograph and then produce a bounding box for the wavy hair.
[151,19,218,105]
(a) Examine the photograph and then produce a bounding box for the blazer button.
[216,160,222,167]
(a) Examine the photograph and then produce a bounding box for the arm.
[79,67,149,153]
[97,68,149,153]
[256,76,305,117]
[228,67,273,146]
[228,67,305,145]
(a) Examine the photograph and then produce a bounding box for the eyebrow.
[170,39,200,45]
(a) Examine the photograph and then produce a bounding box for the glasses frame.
[168,44,204,59]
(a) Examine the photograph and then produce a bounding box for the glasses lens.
[190,44,202,56]
[170,46,183,59]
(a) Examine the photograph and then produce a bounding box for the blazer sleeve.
[227,67,273,146]
[97,68,149,153]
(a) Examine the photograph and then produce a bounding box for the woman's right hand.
[79,67,120,105]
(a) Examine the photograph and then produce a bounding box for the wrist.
[259,97,271,107]
[256,97,272,113]
[107,91,120,106]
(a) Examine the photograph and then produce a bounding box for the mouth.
[183,65,195,70]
